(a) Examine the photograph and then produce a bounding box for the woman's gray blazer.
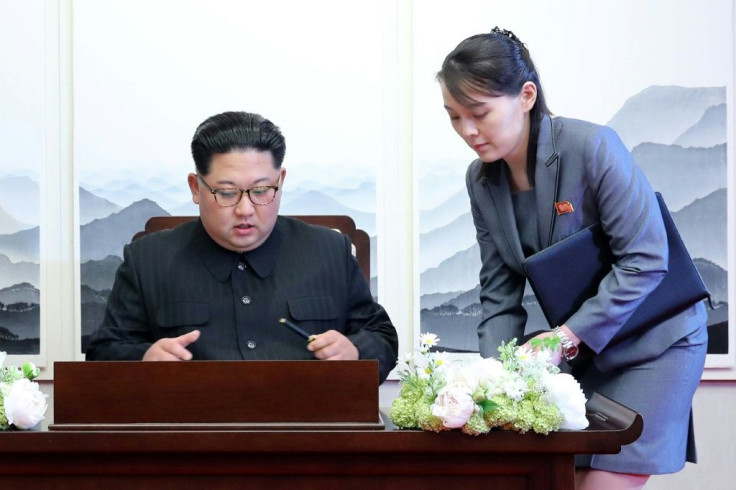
[466,114,706,372]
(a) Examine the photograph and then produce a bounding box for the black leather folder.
[523,193,710,347]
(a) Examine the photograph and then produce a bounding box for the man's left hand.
[307,330,359,361]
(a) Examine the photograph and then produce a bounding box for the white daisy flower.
[419,332,440,348]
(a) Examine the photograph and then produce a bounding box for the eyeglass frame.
[196,173,281,207]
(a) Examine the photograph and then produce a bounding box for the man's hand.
[142,330,201,361]
[307,330,359,361]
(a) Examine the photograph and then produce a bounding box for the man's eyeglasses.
[197,174,281,207]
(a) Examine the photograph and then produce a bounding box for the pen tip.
[278,318,286,323]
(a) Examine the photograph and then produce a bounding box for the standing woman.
[438,28,707,489]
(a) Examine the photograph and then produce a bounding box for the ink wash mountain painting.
[417,86,729,358]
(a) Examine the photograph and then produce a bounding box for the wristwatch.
[553,327,579,361]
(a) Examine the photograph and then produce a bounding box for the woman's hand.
[523,326,581,366]
[523,331,563,366]
[524,325,581,366]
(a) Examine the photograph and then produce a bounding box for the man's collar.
[241,219,282,279]
[192,218,282,281]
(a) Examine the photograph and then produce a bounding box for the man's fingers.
[307,330,358,361]
[167,341,194,360]
[177,329,201,347]
[306,335,325,351]
[143,330,200,361]
[168,331,200,360]
[148,350,185,361]
[307,330,337,352]
[143,342,187,361]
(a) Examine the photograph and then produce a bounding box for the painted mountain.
[78,198,171,351]
[280,190,375,236]
[0,175,40,354]
[0,175,40,226]
[0,206,32,235]
[79,187,122,225]
[80,199,169,262]
[418,85,729,356]
[607,86,725,149]
[0,282,40,354]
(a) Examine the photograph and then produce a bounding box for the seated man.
[86,111,398,383]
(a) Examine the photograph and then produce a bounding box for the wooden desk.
[0,402,640,490]
[0,362,642,489]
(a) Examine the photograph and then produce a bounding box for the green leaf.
[478,399,499,414]
[530,336,561,351]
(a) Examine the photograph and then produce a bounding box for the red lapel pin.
[555,201,574,215]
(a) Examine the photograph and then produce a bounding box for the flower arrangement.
[389,334,588,435]
[0,351,48,431]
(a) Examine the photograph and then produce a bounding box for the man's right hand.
[142,330,201,361]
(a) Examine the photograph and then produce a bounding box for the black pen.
[279,318,317,343]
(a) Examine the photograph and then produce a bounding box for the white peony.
[544,372,588,430]
[474,358,507,396]
[430,383,476,428]
[443,358,479,387]
[4,378,48,430]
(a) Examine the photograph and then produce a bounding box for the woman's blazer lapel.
[482,162,526,273]
[477,115,564,273]
[534,115,562,250]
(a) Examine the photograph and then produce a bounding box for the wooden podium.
[0,361,643,489]
[51,360,383,430]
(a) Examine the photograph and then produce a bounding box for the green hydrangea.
[1,366,22,385]
[415,395,445,432]
[511,398,537,433]
[531,401,563,435]
[390,378,429,429]
[389,395,421,429]
[483,394,517,430]
[0,382,9,429]
[462,411,490,436]
[481,391,563,434]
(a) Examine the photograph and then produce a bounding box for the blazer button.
[241,296,251,305]
[247,340,257,350]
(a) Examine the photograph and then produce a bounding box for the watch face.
[564,344,580,361]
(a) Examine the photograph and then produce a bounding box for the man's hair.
[190,111,286,175]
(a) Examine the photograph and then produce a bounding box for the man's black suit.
[86,216,398,383]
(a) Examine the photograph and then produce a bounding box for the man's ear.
[520,81,538,113]
[187,173,200,205]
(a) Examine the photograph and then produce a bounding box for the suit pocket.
[156,302,209,329]
[287,296,338,321]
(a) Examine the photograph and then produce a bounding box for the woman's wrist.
[559,324,581,346]
[554,325,580,362]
